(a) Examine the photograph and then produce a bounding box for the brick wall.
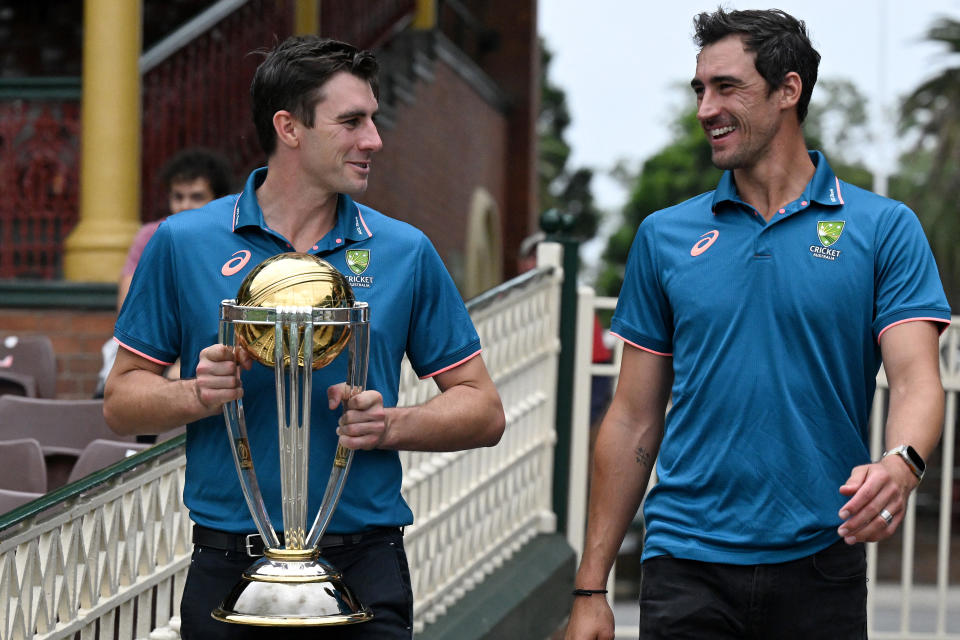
[364,59,509,287]
[0,308,115,399]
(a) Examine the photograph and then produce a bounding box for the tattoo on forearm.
[635,447,653,468]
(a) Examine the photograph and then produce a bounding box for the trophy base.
[211,549,373,627]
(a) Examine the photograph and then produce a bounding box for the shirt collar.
[232,167,268,231]
[710,150,845,214]
[231,168,375,245]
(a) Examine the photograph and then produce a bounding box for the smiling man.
[104,37,504,640]
[566,9,949,640]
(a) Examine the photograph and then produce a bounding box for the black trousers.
[180,528,413,639]
[639,540,867,639]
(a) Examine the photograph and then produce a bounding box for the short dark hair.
[159,148,234,198]
[250,36,379,157]
[693,8,820,123]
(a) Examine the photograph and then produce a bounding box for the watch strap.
[882,445,925,482]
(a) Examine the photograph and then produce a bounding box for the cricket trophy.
[213,252,372,626]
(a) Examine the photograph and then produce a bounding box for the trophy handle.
[219,313,281,549]
[305,303,370,548]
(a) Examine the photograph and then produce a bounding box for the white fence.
[0,445,191,640]
[0,254,564,640]
[398,250,562,633]
[571,289,960,639]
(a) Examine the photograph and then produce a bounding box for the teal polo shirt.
[115,168,481,534]
[611,151,950,564]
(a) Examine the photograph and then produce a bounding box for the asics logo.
[690,230,719,257]
[221,250,251,276]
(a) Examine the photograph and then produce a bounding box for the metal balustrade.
[401,254,562,633]
[0,253,563,639]
[573,289,960,639]
[0,438,190,640]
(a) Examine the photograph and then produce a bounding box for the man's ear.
[273,110,299,150]
[779,71,802,112]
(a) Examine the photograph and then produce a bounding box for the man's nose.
[697,90,720,122]
[360,120,383,152]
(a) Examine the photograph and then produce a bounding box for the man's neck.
[256,162,338,253]
[733,135,815,222]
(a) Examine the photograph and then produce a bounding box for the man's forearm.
[575,408,661,588]
[104,371,213,435]
[380,381,505,451]
[885,379,943,463]
[881,321,945,462]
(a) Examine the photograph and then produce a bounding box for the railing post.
[541,209,580,536]
[567,283,595,559]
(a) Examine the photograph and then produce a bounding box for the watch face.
[905,446,926,473]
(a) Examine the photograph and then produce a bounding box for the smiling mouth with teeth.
[710,125,736,138]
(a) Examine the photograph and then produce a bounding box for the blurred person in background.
[94,148,233,398]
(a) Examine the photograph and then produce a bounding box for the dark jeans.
[180,528,413,639]
[639,540,867,639]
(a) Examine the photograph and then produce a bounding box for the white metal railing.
[399,246,563,633]
[572,291,960,639]
[0,251,564,640]
[0,441,191,640]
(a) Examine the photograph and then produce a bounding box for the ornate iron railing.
[0,256,563,639]
[321,0,416,51]
[0,80,81,280]
[139,0,292,221]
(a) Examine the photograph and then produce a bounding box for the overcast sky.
[539,0,960,210]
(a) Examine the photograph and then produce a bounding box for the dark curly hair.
[693,8,820,123]
[160,148,233,198]
[250,36,379,157]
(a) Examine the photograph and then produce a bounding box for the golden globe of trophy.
[214,252,372,627]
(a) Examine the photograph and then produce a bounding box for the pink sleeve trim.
[418,349,482,380]
[114,337,175,366]
[610,332,672,357]
[877,317,951,342]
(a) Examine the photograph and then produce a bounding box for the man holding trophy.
[104,36,505,639]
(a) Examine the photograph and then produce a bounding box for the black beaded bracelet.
[572,588,608,596]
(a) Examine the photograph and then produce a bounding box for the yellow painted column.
[413,0,437,29]
[294,0,319,35]
[63,0,142,282]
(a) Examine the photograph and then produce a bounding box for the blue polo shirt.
[611,151,950,564]
[115,168,481,534]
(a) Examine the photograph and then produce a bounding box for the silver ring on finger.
[879,508,893,526]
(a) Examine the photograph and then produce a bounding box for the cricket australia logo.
[345,249,373,288]
[810,220,844,261]
[346,249,369,275]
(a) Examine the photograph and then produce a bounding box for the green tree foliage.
[897,17,960,306]
[538,40,601,240]
[596,81,873,297]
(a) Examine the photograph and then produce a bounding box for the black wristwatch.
[882,445,926,482]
